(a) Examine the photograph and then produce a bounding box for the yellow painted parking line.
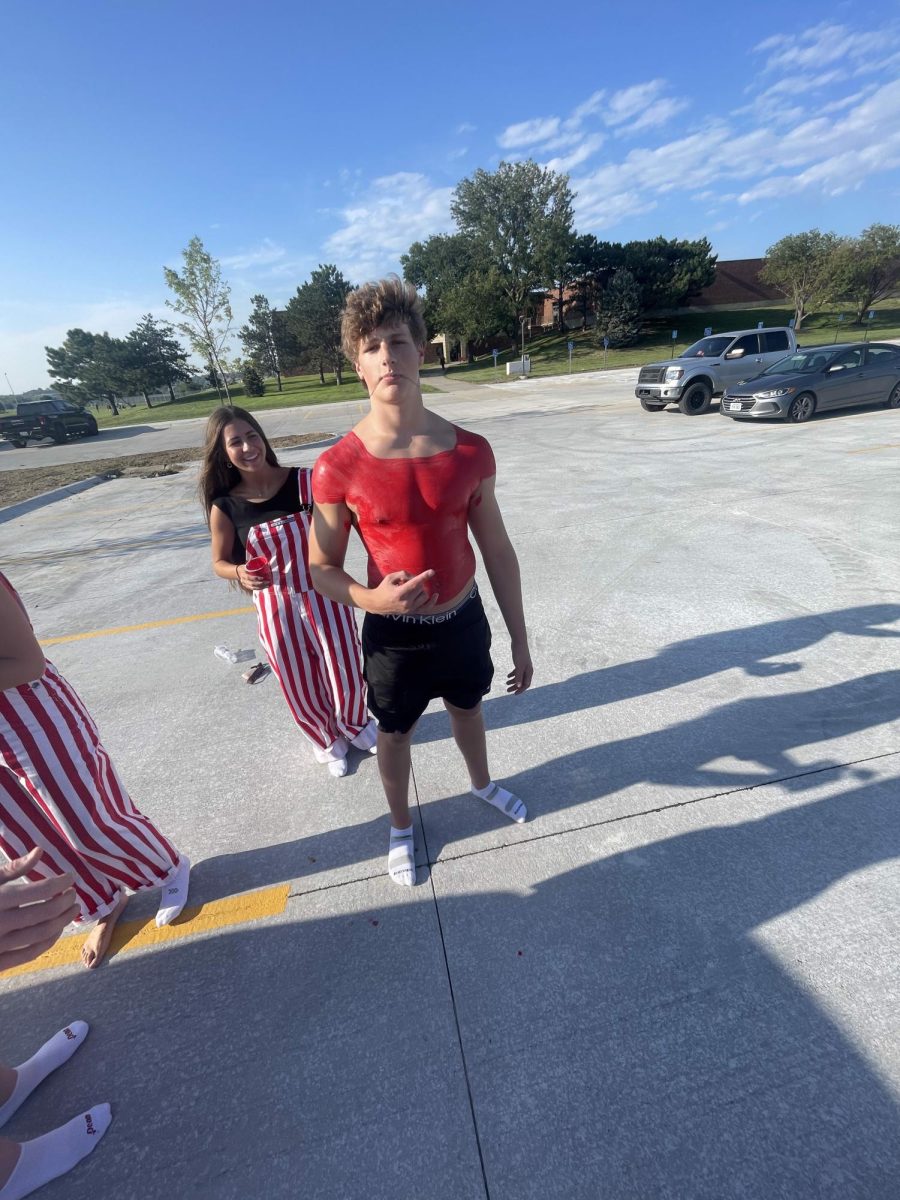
[2,883,290,978]
[39,606,254,646]
[849,442,900,454]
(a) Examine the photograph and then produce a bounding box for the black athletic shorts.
[361,586,494,734]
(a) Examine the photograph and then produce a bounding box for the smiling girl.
[199,407,376,778]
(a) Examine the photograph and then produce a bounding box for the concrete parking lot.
[1,375,900,1198]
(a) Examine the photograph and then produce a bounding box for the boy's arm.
[309,500,438,616]
[468,476,533,694]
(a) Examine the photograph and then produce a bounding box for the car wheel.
[787,392,816,423]
[886,383,900,409]
[85,418,99,436]
[678,381,712,415]
[640,399,666,412]
[51,422,67,444]
[11,439,25,449]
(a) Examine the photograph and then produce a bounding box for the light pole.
[520,315,526,372]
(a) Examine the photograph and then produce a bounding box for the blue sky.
[2,0,899,389]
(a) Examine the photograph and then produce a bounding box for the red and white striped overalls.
[0,575,182,922]
[245,468,368,752]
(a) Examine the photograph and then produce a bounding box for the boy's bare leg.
[377,727,417,885]
[376,728,416,827]
[444,700,490,790]
[446,699,527,824]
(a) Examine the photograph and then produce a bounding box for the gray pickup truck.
[635,327,798,414]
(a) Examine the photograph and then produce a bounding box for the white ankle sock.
[388,825,416,886]
[0,1104,112,1200]
[350,719,378,754]
[327,755,348,778]
[472,781,527,823]
[313,737,349,764]
[155,856,191,928]
[0,1023,89,1130]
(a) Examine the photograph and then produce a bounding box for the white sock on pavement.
[155,857,191,928]
[350,719,378,755]
[472,781,527,823]
[313,737,349,779]
[0,1023,90,1130]
[0,1104,112,1200]
[388,825,416,886]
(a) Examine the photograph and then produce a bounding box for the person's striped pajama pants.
[246,498,369,754]
[252,585,368,752]
[0,662,181,922]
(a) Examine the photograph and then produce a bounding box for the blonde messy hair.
[341,275,427,363]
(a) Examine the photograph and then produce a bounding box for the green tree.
[451,160,575,329]
[760,229,841,330]
[239,294,283,391]
[617,236,717,312]
[163,236,234,400]
[126,314,191,406]
[595,268,641,348]
[832,223,900,325]
[565,235,614,329]
[402,234,515,342]
[45,329,135,415]
[284,264,352,384]
[241,363,265,396]
[401,233,479,335]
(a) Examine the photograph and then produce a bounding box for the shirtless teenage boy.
[309,277,533,886]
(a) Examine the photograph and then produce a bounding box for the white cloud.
[569,75,900,230]
[497,116,561,149]
[544,133,606,174]
[753,21,892,73]
[323,172,454,282]
[456,122,476,134]
[219,238,286,271]
[604,81,665,125]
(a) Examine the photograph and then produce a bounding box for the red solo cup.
[244,556,270,581]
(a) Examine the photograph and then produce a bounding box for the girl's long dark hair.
[198,406,280,523]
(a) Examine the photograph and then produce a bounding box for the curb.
[0,473,110,524]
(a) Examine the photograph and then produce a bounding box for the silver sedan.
[720,342,900,423]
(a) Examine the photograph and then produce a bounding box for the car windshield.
[680,336,733,358]
[761,351,832,376]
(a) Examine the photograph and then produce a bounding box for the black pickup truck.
[0,398,99,447]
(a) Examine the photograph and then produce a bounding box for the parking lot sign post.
[492,348,499,377]
[865,310,876,341]
[834,313,844,343]
[704,327,712,337]
[671,329,677,354]
[603,335,609,365]
[567,340,574,373]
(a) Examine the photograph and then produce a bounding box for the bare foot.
[80,894,128,970]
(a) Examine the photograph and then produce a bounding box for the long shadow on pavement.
[3,773,900,1198]
[414,603,900,745]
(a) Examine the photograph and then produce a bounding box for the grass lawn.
[448,303,900,386]
[95,373,439,429]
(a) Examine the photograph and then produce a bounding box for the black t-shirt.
[211,467,310,560]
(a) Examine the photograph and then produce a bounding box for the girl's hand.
[236,564,270,591]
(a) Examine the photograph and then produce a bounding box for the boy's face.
[354,320,424,401]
